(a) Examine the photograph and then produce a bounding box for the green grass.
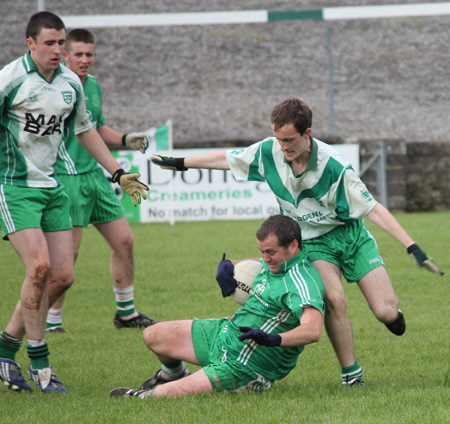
[1,212,449,423]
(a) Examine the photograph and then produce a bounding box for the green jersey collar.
[22,51,63,82]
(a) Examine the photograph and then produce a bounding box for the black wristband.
[112,169,125,183]
[407,243,418,254]
[175,157,187,171]
[121,134,127,146]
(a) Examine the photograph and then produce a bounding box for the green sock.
[27,343,50,370]
[341,362,363,382]
[0,331,23,361]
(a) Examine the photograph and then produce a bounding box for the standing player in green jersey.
[150,97,443,386]
[45,28,156,334]
[0,12,148,393]
[109,214,324,399]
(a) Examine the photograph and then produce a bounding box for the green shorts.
[59,168,124,227]
[0,184,72,239]
[303,220,384,283]
[192,319,274,393]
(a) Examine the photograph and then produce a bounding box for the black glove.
[216,253,237,297]
[407,243,444,276]
[238,327,282,347]
[151,155,187,171]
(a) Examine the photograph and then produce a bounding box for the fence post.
[327,26,335,135]
[359,140,388,206]
[376,140,388,206]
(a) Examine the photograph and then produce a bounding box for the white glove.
[122,133,148,153]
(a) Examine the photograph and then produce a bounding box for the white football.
[231,260,263,305]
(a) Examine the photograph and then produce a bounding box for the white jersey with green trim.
[226,137,378,240]
[0,52,92,188]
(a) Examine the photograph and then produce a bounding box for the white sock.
[114,285,138,320]
[47,308,63,325]
[28,339,46,347]
[113,285,135,302]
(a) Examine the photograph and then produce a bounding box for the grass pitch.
[1,211,449,423]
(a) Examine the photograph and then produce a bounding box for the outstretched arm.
[151,150,229,171]
[184,150,229,170]
[367,203,443,275]
[367,203,414,248]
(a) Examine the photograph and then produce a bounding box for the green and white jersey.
[57,75,106,175]
[223,250,324,381]
[0,52,92,188]
[226,137,378,240]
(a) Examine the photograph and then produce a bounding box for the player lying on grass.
[150,97,443,386]
[110,214,325,398]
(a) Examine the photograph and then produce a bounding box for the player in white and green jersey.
[0,12,148,394]
[226,135,378,241]
[46,29,155,334]
[0,50,91,188]
[150,97,442,386]
[109,214,324,399]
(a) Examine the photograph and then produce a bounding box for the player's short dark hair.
[271,98,313,136]
[256,214,302,249]
[26,11,65,40]
[66,28,96,47]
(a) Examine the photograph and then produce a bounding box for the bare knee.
[112,232,134,255]
[122,232,134,251]
[324,290,348,316]
[358,267,400,323]
[47,270,75,303]
[142,323,163,350]
[370,295,399,323]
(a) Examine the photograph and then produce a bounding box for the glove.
[151,154,187,171]
[407,243,444,276]
[238,327,282,347]
[112,169,149,207]
[216,253,237,297]
[122,133,148,153]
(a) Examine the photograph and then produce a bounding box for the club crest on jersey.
[28,91,38,102]
[254,283,266,296]
[61,91,73,104]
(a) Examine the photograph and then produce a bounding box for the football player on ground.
[110,214,325,398]
[150,97,443,386]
